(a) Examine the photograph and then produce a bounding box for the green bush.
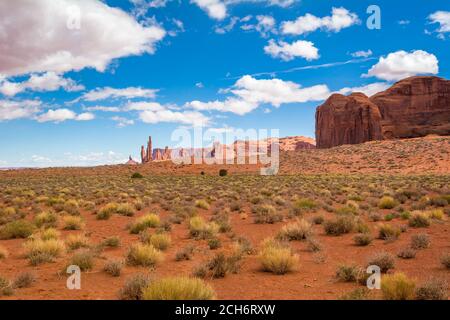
[219,169,228,177]
[131,172,144,179]
[323,217,354,236]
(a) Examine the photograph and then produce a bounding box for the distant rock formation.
[316,76,450,148]
[141,136,153,163]
[125,156,138,165]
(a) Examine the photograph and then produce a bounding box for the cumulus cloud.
[0,72,84,97]
[0,99,42,121]
[0,0,166,77]
[80,87,158,101]
[364,50,439,81]
[192,0,227,20]
[111,116,135,127]
[264,40,319,61]
[281,7,359,35]
[140,109,210,126]
[351,50,373,58]
[84,106,121,112]
[428,11,450,35]
[187,75,330,115]
[337,82,390,97]
[37,109,95,123]
[241,15,276,37]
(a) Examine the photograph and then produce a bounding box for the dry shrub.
[102,236,121,248]
[142,277,215,300]
[335,265,362,282]
[408,212,430,228]
[323,216,354,236]
[189,216,218,239]
[129,214,160,234]
[277,219,312,241]
[0,220,35,239]
[104,260,123,277]
[353,233,373,246]
[24,239,65,265]
[68,250,95,271]
[65,234,90,250]
[126,243,163,267]
[62,216,85,230]
[147,233,171,251]
[381,273,416,300]
[441,253,450,269]
[175,245,194,261]
[254,205,283,224]
[378,224,401,240]
[367,251,395,273]
[118,274,150,300]
[378,196,397,209]
[415,278,448,300]
[13,272,36,288]
[397,247,416,259]
[259,240,298,275]
[410,233,430,250]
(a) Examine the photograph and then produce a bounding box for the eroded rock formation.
[316,76,450,148]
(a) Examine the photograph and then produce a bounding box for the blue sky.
[0,0,449,167]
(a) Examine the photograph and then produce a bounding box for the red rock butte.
[316,76,450,148]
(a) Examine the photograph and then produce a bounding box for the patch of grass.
[13,272,36,289]
[208,238,221,250]
[378,196,397,209]
[397,247,416,259]
[97,203,118,220]
[104,260,123,277]
[408,212,431,228]
[254,204,283,224]
[65,234,90,250]
[126,243,163,267]
[0,276,14,297]
[336,265,361,282]
[195,200,210,210]
[378,224,401,240]
[259,240,298,275]
[142,277,215,300]
[381,273,416,300]
[68,250,95,271]
[323,216,355,236]
[175,245,194,261]
[410,233,430,250]
[62,216,85,230]
[34,211,58,228]
[118,274,150,300]
[0,220,35,239]
[130,214,160,234]
[116,203,135,217]
[131,172,144,179]
[306,237,322,252]
[428,209,444,220]
[24,239,65,265]
[339,288,370,300]
[353,233,373,246]
[367,251,395,273]
[415,278,448,300]
[102,236,121,248]
[147,233,171,251]
[277,219,312,241]
[189,216,218,239]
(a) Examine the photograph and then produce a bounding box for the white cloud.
[125,101,165,111]
[80,87,158,101]
[0,72,84,97]
[398,20,410,25]
[351,50,373,58]
[337,82,390,97]
[264,40,319,61]
[192,0,227,20]
[84,106,121,112]
[0,0,166,77]
[111,116,135,127]
[0,99,42,121]
[30,155,53,164]
[365,50,439,81]
[188,98,258,115]
[281,7,359,35]
[37,109,95,123]
[428,11,450,34]
[196,82,205,88]
[139,109,210,126]
[241,15,276,37]
[187,75,330,115]
[130,0,169,17]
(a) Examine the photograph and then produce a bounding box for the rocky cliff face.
[371,76,450,139]
[316,76,450,148]
[316,93,383,148]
